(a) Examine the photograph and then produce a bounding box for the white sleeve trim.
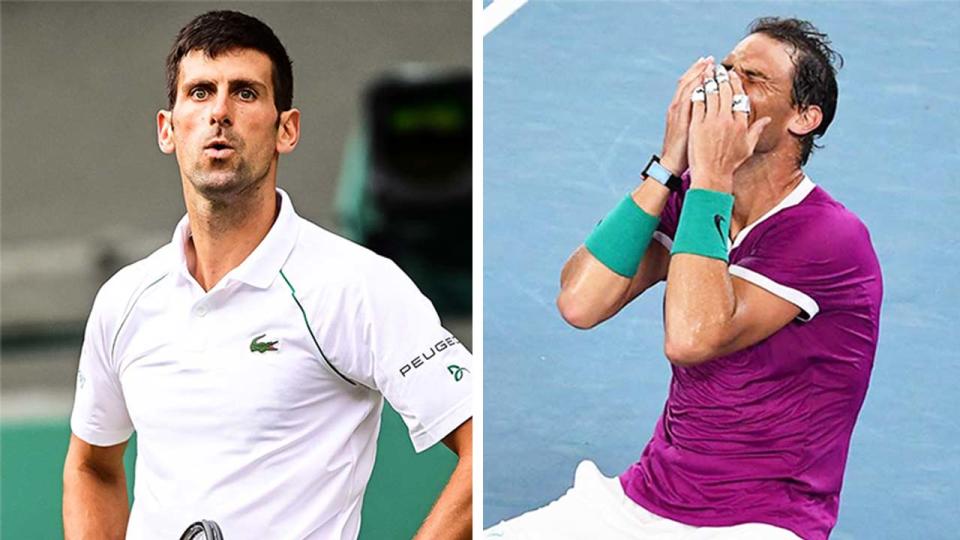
[728,264,820,321]
[410,395,471,454]
[652,231,673,250]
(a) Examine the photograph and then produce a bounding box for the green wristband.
[584,195,660,277]
[671,188,734,262]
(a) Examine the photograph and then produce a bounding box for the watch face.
[645,161,670,184]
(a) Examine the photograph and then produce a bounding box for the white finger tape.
[715,65,729,83]
[691,86,706,103]
[704,79,720,94]
[732,94,751,113]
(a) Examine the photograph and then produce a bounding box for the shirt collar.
[730,175,816,250]
[170,188,300,290]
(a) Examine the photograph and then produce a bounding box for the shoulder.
[284,217,412,295]
[748,185,879,271]
[91,243,174,323]
[780,187,872,248]
[282,219,436,337]
[82,243,174,353]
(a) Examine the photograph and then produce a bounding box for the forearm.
[412,450,472,540]
[63,465,129,540]
[558,246,632,327]
[664,252,738,365]
[558,178,671,327]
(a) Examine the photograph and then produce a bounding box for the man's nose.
[209,92,232,127]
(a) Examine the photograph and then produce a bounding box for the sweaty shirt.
[620,175,882,540]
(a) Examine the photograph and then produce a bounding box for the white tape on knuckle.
[732,94,751,114]
[690,86,706,103]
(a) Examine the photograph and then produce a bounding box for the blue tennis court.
[483,2,959,538]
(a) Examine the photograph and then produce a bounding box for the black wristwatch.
[641,155,683,192]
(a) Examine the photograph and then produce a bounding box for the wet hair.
[748,17,842,166]
[165,10,293,113]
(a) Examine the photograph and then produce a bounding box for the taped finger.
[715,64,729,84]
[673,58,710,104]
[732,94,751,114]
[691,85,706,103]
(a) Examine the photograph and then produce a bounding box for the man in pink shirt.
[486,17,881,540]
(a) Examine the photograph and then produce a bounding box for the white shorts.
[485,461,802,540]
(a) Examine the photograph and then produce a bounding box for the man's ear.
[787,104,823,137]
[157,109,176,154]
[276,108,301,154]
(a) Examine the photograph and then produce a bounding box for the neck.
[182,178,279,292]
[729,149,805,240]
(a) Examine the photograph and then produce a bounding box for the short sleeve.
[70,285,135,446]
[652,170,691,251]
[729,209,879,322]
[349,258,472,453]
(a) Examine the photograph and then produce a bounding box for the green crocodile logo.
[250,333,279,353]
[447,364,470,382]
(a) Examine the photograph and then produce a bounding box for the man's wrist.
[671,188,734,262]
[690,171,734,193]
[658,153,683,176]
[585,195,660,277]
[643,154,683,192]
[638,177,671,200]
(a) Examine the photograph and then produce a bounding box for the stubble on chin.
[183,159,272,234]
[187,157,266,208]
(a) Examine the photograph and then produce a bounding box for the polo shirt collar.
[170,188,300,290]
[730,175,816,250]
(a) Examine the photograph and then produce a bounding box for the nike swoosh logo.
[714,214,727,243]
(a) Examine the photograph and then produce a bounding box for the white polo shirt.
[70,188,472,540]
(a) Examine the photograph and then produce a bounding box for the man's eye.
[238,89,256,100]
[191,88,209,100]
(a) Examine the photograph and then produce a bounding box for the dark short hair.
[165,10,293,113]
[748,17,842,166]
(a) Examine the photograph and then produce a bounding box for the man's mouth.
[203,140,235,159]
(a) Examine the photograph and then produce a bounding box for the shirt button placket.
[187,302,210,351]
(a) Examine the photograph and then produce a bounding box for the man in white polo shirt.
[62,11,472,540]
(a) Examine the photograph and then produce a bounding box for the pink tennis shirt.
[620,174,883,540]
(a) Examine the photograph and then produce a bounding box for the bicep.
[64,433,127,482]
[361,259,472,453]
[441,418,472,457]
[65,434,127,481]
[712,276,802,357]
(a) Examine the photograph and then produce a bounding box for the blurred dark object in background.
[337,66,472,317]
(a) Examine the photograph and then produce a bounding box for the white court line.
[483,0,528,36]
